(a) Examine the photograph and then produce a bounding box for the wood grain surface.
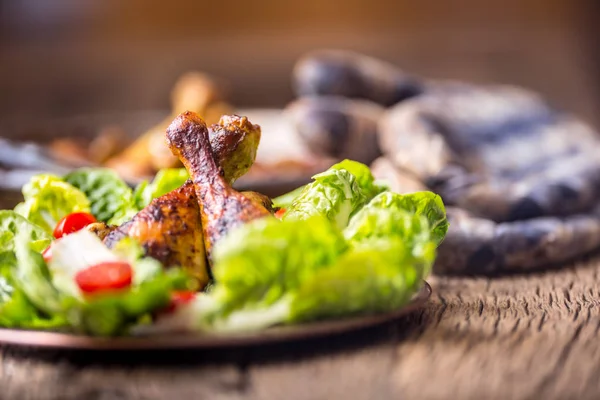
[2,255,600,400]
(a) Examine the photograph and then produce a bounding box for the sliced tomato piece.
[161,291,197,314]
[171,291,196,306]
[75,261,133,294]
[54,212,97,239]
[274,208,286,219]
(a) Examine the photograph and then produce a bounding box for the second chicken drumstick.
[167,111,272,260]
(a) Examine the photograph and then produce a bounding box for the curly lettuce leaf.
[64,168,137,225]
[0,285,66,329]
[204,216,347,321]
[330,159,389,200]
[15,174,90,234]
[275,160,388,214]
[199,190,445,333]
[283,169,366,229]
[201,237,434,333]
[288,239,430,322]
[272,185,306,209]
[133,168,189,209]
[348,191,448,246]
[0,214,64,328]
[0,250,66,329]
[0,210,51,254]
[13,230,65,315]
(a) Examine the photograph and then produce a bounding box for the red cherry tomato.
[171,291,196,306]
[162,291,197,314]
[42,245,53,263]
[53,212,97,239]
[274,208,286,219]
[75,261,133,294]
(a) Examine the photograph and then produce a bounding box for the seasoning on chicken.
[104,183,208,287]
[167,111,272,261]
[86,222,117,241]
[209,114,262,184]
[241,191,275,213]
[103,113,269,288]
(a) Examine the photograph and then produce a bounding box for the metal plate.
[0,283,431,351]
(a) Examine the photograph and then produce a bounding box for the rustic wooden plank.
[2,256,600,399]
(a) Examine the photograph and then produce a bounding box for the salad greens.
[13,168,189,232]
[0,211,65,328]
[195,161,447,333]
[329,159,389,200]
[6,230,192,336]
[272,185,305,209]
[204,217,348,321]
[282,160,389,229]
[15,174,91,234]
[65,168,138,225]
[133,168,189,209]
[354,191,449,246]
[283,168,366,229]
[65,265,189,336]
[0,158,448,336]
[0,210,52,254]
[198,216,436,333]
[288,241,426,322]
[272,160,387,210]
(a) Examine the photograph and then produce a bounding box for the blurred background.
[1,0,599,125]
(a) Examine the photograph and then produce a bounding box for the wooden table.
[3,256,600,400]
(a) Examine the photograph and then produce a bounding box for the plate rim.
[0,282,431,351]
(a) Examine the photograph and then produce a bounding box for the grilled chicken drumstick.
[104,113,267,288]
[103,183,207,286]
[166,111,271,260]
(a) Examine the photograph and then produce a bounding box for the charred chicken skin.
[104,113,267,288]
[166,111,271,261]
[104,183,207,287]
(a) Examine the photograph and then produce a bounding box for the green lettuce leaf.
[0,210,52,254]
[201,236,434,333]
[347,191,448,246]
[204,216,348,322]
[0,284,66,329]
[0,214,64,328]
[1,228,192,336]
[15,174,90,234]
[330,159,389,200]
[0,250,66,329]
[283,169,367,229]
[288,239,430,322]
[273,160,388,211]
[199,189,445,333]
[64,168,137,225]
[133,168,189,209]
[13,230,65,315]
[272,186,306,209]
